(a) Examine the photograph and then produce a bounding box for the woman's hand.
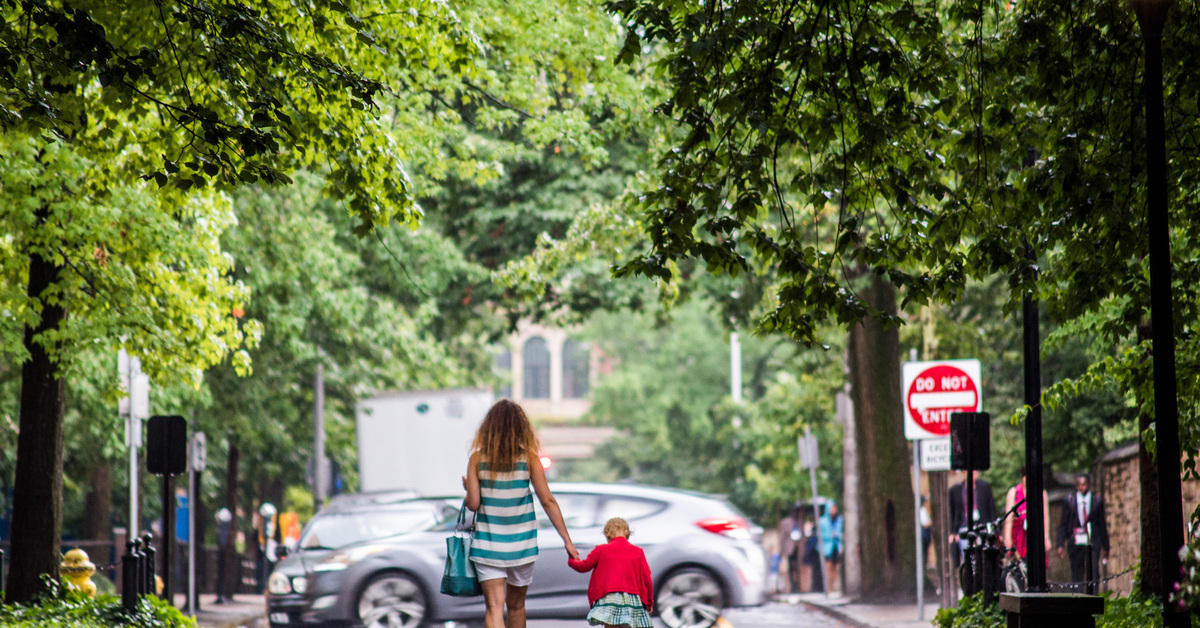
[565,540,580,562]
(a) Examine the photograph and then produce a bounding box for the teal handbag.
[441,502,481,597]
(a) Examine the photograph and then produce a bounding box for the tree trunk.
[6,240,68,603]
[82,462,113,541]
[1137,321,1164,598]
[848,272,916,598]
[221,438,240,599]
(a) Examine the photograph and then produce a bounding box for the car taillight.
[696,516,751,539]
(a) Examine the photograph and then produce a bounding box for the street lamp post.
[1129,1,1185,625]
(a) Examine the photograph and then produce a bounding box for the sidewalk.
[777,593,942,628]
[170,593,266,628]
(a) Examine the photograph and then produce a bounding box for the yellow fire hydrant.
[60,548,97,597]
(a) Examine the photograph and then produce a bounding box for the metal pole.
[914,443,924,619]
[805,428,828,597]
[1023,244,1047,591]
[188,446,196,614]
[127,355,139,538]
[730,332,742,403]
[1132,2,1186,624]
[161,475,172,603]
[314,359,327,511]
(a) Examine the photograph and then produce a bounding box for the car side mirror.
[275,545,290,560]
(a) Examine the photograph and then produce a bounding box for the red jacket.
[567,536,654,612]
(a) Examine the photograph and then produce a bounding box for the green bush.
[932,594,1005,628]
[0,578,195,627]
[932,590,1200,628]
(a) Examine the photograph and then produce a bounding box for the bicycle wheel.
[960,554,978,596]
[1002,561,1026,593]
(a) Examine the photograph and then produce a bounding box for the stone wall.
[1094,442,1200,596]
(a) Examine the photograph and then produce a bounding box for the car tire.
[356,571,428,628]
[656,567,726,628]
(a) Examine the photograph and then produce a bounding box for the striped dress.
[470,459,538,567]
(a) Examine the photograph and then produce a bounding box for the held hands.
[566,541,580,561]
[1056,546,1066,558]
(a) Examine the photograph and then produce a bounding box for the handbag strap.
[456,499,477,533]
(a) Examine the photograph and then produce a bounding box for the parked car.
[266,482,767,628]
[266,496,459,600]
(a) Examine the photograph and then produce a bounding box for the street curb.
[209,613,265,628]
[771,593,879,628]
[794,600,876,628]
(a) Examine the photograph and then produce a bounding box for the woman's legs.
[825,559,839,593]
[481,578,508,628]
[505,583,528,628]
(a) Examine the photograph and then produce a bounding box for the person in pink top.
[568,518,654,628]
[1003,467,1051,559]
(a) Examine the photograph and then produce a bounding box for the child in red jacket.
[568,517,654,628]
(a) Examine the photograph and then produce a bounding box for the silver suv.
[266,483,767,628]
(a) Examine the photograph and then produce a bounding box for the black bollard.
[982,542,1002,605]
[131,539,145,596]
[142,533,156,597]
[122,541,139,611]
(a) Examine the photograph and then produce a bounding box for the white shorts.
[473,561,535,587]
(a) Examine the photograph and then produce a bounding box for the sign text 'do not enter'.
[902,360,982,440]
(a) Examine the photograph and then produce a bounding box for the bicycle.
[1000,547,1026,593]
[958,496,1026,603]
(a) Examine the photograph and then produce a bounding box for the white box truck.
[356,388,495,496]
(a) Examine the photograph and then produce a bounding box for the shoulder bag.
[441,501,482,597]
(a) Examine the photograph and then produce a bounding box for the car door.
[526,491,603,617]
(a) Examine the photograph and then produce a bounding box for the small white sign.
[798,433,819,470]
[118,349,150,419]
[920,438,952,471]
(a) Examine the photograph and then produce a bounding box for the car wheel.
[657,567,726,628]
[356,572,427,628]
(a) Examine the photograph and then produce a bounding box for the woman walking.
[464,399,578,628]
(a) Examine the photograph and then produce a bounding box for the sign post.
[903,359,982,618]
[119,349,149,538]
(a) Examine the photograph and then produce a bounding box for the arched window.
[562,339,590,398]
[495,350,513,399]
[523,337,551,399]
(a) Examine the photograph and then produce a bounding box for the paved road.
[203,597,848,628]
[526,601,849,628]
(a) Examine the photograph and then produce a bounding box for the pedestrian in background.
[818,503,843,594]
[1003,467,1051,563]
[1056,473,1108,591]
[803,513,823,592]
[464,399,578,628]
[568,517,654,628]
[776,502,803,593]
[948,471,997,566]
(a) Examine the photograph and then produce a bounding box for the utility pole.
[730,332,742,402]
[313,355,327,512]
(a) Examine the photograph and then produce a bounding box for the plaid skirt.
[587,592,653,628]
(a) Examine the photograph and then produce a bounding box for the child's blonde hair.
[603,517,632,539]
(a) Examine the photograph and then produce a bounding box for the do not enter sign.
[902,359,982,440]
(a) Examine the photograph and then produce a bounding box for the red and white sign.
[902,359,982,440]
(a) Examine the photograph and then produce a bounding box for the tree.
[0,135,252,600]
[0,0,637,600]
